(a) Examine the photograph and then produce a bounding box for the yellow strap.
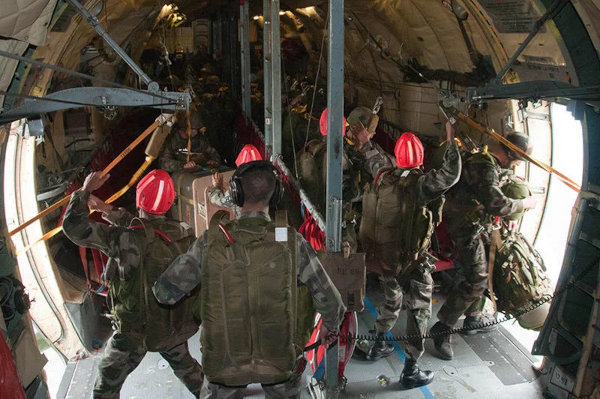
[487,229,502,312]
[9,119,163,237]
[455,111,581,192]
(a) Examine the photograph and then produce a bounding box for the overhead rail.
[66,0,156,89]
[442,105,581,192]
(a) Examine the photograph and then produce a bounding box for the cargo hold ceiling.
[0,0,596,122]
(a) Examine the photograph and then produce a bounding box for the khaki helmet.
[347,106,379,134]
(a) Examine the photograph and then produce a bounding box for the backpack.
[107,218,199,351]
[492,231,552,330]
[297,139,327,215]
[201,211,315,386]
[360,168,443,276]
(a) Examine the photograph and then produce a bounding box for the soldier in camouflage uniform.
[158,110,221,173]
[62,170,203,399]
[154,161,345,398]
[431,132,537,360]
[355,122,461,389]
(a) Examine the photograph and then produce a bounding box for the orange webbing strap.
[487,229,502,312]
[454,111,581,193]
[15,158,155,257]
[9,119,162,237]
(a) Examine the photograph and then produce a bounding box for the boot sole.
[401,375,435,389]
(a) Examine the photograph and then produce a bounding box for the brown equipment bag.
[318,246,366,312]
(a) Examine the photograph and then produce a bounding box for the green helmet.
[501,132,531,161]
[502,175,531,221]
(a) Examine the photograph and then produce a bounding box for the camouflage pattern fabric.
[158,127,221,173]
[437,152,524,327]
[207,187,239,217]
[62,191,203,398]
[153,210,345,332]
[363,141,461,351]
[375,258,436,361]
[94,333,203,399]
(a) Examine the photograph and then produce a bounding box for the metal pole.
[240,1,252,118]
[66,0,155,89]
[263,0,273,156]
[324,0,344,395]
[493,0,569,84]
[270,0,282,159]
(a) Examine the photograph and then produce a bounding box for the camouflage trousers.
[437,217,489,327]
[202,359,305,399]
[93,332,203,399]
[375,259,435,361]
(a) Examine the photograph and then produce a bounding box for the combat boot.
[463,314,499,335]
[366,332,394,361]
[400,359,434,389]
[430,321,453,360]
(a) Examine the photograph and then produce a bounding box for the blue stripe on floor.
[364,297,435,399]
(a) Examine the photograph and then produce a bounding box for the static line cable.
[349,11,440,94]
[9,115,172,238]
[0,50,174,103]
[330,257,599,345]
[0,90,176,109]
[444,105,581,192]
[304,13,329,151]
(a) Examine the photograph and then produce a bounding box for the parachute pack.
[107,218,199,351]
[359,167,443,276]
[491,174,551,330]
[297,139,328,215]
[492,231,552,330]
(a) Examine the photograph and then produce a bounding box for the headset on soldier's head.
[229,160,283,208]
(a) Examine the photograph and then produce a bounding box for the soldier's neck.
[240,203,269,214]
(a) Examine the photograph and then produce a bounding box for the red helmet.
[319,108,347,137]
[136,170,175,215]
[394,132,424,168]
[235,144,262,167]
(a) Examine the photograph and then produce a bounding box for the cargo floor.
[57,290,549,399]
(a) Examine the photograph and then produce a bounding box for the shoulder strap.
[275,211,298,340]
[208,210,232,243]
[129,218,156,244]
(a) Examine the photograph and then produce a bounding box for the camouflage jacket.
[364,140,462,205]
[158,129,221,173]
[63,191,142,278]
[448,151,524,218]
[153,211,346,331]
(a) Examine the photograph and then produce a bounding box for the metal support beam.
[66,0,156,90]
[467,81,600,104]
[324,0,344,396]
[263,0,273,154]
[270,0,282,159]
[240,0,252,119]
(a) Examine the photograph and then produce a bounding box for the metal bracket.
[0,87,190,125]
[467,81,600,105]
